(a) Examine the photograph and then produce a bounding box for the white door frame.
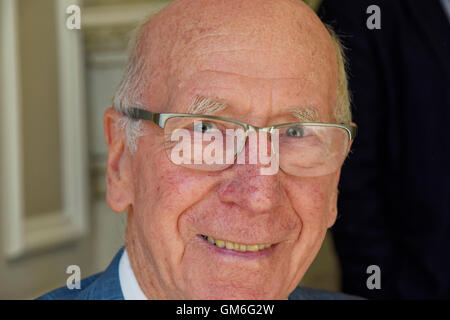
[1,0,89,259]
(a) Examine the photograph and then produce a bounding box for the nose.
[217,131,282,214]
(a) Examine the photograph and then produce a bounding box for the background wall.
[0,0,338,299]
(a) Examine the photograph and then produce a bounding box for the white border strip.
[0,0,89,259]
[1,0,25,258]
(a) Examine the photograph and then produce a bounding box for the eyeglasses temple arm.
[125,107,162,127]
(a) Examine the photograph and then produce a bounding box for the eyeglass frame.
[123,107,358,141]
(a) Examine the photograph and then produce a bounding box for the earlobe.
[326,170,340,227]
[104,107,133,213]
[347,139,354,155]
[347,122,356,154]
[327,188,338,228]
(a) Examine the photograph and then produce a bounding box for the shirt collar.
[119,248,148,300]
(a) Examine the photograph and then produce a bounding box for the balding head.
[105,0,354,300]
[114,0,350,151]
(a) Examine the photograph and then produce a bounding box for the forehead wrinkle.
[174,32,234,53]
[198,69,305,82]
[177,32,300,57]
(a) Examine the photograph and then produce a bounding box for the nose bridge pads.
[259,130,277,169]
[233,128,275,166]
[234,131,248,164]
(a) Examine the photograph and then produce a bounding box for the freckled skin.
[104,0,347,299]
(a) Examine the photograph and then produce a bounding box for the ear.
[327,187,338,228]
[346,121,357,154]
[325,123,355,227]
[326,168,341,228]
[104,107,133,213]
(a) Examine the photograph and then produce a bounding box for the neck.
[125,211,180,300]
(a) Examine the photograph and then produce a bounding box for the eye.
[193,121,218,133]
[285,126,305,137]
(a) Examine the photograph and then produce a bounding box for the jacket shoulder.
[36,248,125,300]
[37,273,102,300]
[288,286,364,300]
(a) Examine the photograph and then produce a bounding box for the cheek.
[131,142,219,237]
[279,176,337,284]
[129,142,221,282]
[132,137,204,207]
[284,175,335,228]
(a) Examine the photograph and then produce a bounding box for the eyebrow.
[188,96,228,115]
[188,95,320,123]
[289,107,320,122]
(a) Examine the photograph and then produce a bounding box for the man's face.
[106,0,344,299]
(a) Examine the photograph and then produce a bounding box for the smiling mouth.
[200,234,273,253]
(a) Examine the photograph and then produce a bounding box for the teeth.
[201,235,272,252]
[216,240,225,248]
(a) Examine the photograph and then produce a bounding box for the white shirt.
[118,249,148,300]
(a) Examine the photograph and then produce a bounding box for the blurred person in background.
[319,0,450,299]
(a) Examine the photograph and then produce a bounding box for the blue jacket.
[37,247,360,300]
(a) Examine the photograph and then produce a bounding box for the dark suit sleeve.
[319,0,398,299]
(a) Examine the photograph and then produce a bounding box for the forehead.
[168,3,336,78]
[147,0,338,121]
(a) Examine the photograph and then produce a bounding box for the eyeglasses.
[123,107,357,177]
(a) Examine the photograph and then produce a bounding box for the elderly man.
[39,0,358,300]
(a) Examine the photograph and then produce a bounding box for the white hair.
[112,22,150,153]
[112,20,352,153]
[325,24,352,125]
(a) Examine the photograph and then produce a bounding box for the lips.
[200,234,273,252]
